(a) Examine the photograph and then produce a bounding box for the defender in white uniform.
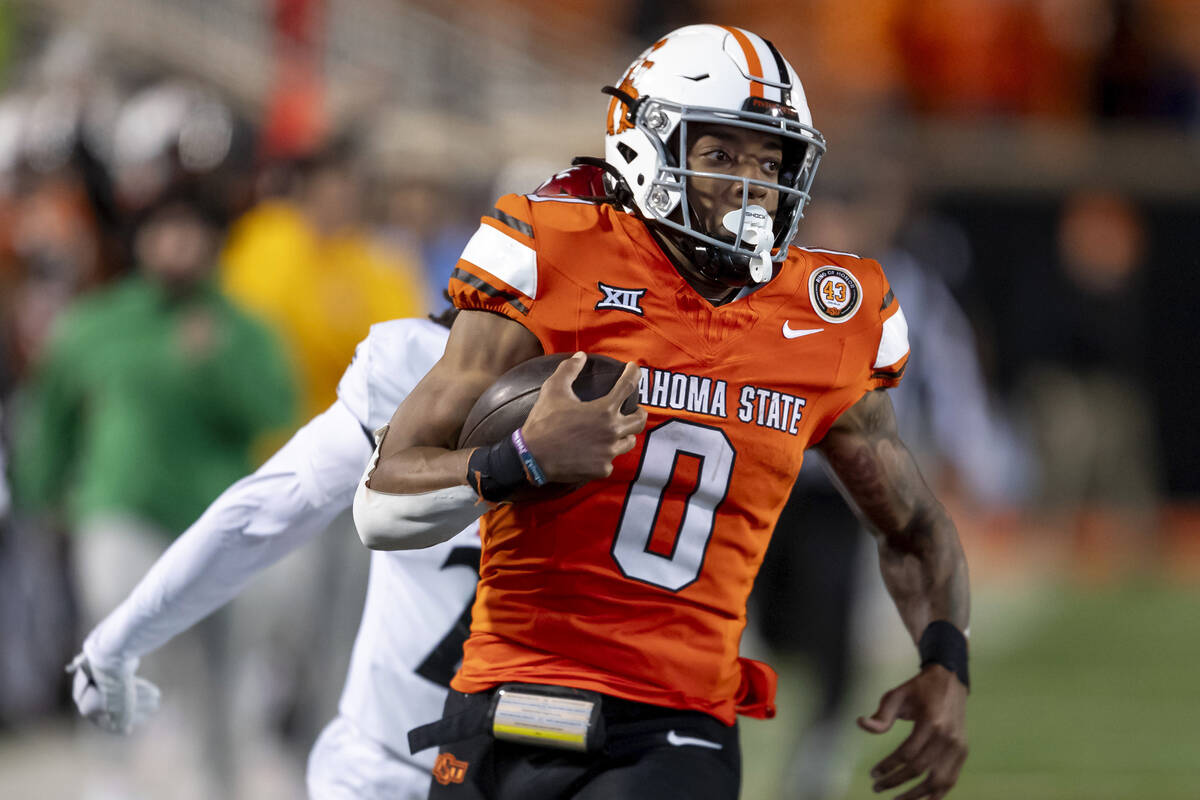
[70,317,478,800]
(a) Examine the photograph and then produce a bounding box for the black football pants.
[424,689,741,800]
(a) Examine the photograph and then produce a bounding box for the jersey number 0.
[611,420,736,591]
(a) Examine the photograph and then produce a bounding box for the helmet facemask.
[614,94,825,287]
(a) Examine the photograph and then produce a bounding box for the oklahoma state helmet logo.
[606,38,669,135]
[432,752,469,785]
[809,266,861,323]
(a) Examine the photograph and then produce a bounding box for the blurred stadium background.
[0,1,1197,798]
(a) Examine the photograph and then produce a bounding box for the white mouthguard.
[722,205,774,283]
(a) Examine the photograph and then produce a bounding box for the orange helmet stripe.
[720,25,765,98]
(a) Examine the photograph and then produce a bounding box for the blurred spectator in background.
[10,182,295,799]
[221,140,430,423]
[1013,188,1160,571]
[11,180,295,541]
[108,80,258,233]
[751,154,1026,800]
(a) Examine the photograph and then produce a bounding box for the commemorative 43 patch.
[809,266,862,323]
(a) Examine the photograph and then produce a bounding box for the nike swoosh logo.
[782,321,824,339]
[666,730,723,750]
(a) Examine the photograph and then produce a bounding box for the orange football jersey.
[446,192,908,725]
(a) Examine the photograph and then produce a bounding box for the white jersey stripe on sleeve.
[460,223,538,300]
[526,194,593,205]
[874,306,910,369]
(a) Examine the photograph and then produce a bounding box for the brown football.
[457,352,639,500]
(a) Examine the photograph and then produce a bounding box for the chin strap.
[692,240,750,287]
[650,223,753,290]
[677,204,760,288]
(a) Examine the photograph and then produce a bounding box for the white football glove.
[66,650,161,734]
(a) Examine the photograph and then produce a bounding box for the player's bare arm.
[367,309,646,494]
[367,310,541,494]
[818,389,970,633]
[816,388,969,800]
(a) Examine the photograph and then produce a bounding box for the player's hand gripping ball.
[458,353,640,501]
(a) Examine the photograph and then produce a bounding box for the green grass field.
[740,580,1200,800]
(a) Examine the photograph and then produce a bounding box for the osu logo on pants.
[433,752,469,785]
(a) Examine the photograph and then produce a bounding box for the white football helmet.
[602,24,826,286]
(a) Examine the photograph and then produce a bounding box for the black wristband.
[918,620,970,690]
[466,438,529,502]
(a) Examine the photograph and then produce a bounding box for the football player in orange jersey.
[356,24,969,800]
